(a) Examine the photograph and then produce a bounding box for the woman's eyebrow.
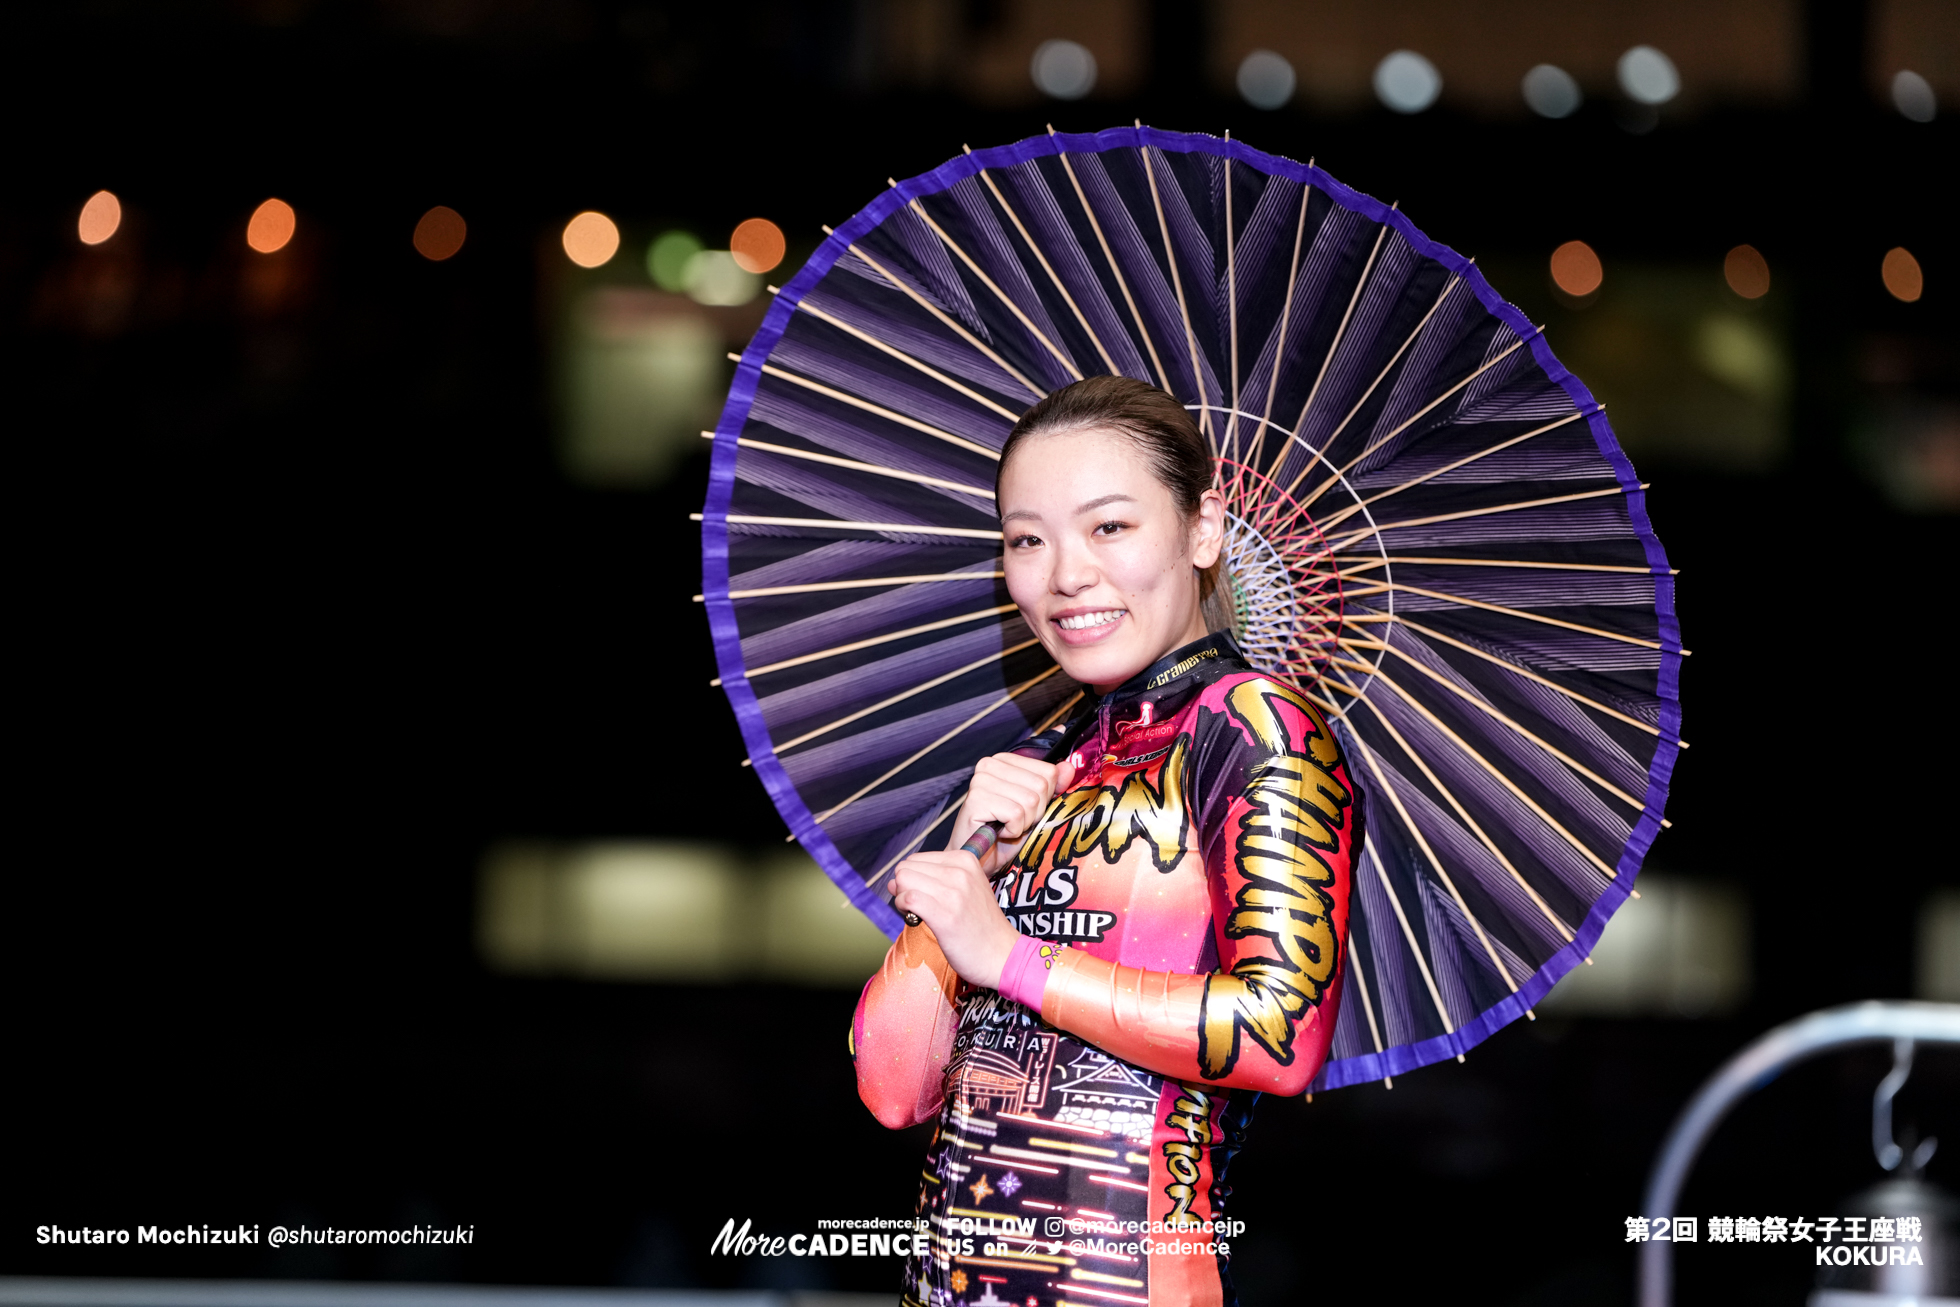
[1075,493,1138,514]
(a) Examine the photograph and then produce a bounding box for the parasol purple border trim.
[701,126,1683,1081]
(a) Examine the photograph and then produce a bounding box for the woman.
[853,376,1363,1307]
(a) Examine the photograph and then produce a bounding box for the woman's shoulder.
[1191,668,1343,762]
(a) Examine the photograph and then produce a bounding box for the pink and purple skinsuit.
[853,632,1364,1307]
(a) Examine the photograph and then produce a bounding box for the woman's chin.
[1048,636,1151,695]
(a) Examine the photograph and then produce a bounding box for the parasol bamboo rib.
[1310,408,1593,536]
[1289,330,1537,508]
[868,790,968,888]
[1324,652,1620,881]
[789,296,1024,421]
[1381,611,1674,740]
[1363,836,1456,1037]
[1032,689,1085,736]
[1321,483,1638,554]
[697,572,1003,603]
[771,637,1045,756]
[734,435,996,497]
[1343,555,1673,577]
[904,194,1082,382]
[1327,659,1575,942]
[1266,273,1463,498]
[1334,576,1666,651]
[1242,175,1311,476]
[1347,726,1519,990]
[715,604,1020,684]
[1224,146,1240,470]
[814,664,1064,825]
[1139,138,1215,447]
[754,360,1000,459]
[1049,127,1172,393]
[966,151,1123,376]
[706,513,1003,541]
[1294,215,1394,442]
[1340,632,1660,816]
[839,237,1046,399]
[1345,933,1392,1087]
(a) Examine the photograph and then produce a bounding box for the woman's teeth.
[1058,610,1123,631]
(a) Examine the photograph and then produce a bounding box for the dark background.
[7,1,1956,1304]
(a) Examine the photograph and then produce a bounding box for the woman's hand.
[952,752,1078,875]
[887,849,1020,990]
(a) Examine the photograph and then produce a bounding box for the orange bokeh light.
[562,211,620,268]
[730,218,786,274]
[1550,240,1603,297]
[414,206,468,261]
[1882,247,1923,303]
[1723,245,1771,299]
[78,190,122,246]
[247,198,297,254]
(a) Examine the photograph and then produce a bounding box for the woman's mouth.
[1052,608,1127,645]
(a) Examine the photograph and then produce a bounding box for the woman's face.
[999,426,1224,694]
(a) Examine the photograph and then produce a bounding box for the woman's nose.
[1050,540,1098,595]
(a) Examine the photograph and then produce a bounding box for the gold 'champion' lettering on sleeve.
[1197,680,1352,1079]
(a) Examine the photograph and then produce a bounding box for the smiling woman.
[864,376,1363,1307]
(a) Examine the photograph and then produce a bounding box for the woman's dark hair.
[997,376,1234,635]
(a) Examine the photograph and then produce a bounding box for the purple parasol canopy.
[698,125,1684,1090]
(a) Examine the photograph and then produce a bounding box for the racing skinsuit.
[853,633,1362,1307]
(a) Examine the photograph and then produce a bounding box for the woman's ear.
[1190,486,1226,570]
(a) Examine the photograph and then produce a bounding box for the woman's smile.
[1053,606,1127,641]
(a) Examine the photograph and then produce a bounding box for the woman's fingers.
[967,754,1067,838]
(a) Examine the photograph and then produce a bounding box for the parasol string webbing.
[1290,328,1538,510]
[1241,172,1311,477]
[1344,932,1391,1085]
[903,194,1083,382]
[1322,651,1620,882]
[751,359,1000,459]
[787,295,1023,421]
[730,434,995,498]
[1293,214,1394,445]
[768,637,1044,757]
[711,603,1018,684]
[1346,720,1520,992]
[1326,658,1574,943]
[966,149,1124,376]
[1139,138,1214,449]
[1049,127,1172,394]
[1224,144,1240,471]
[706,513,1002,541]
[699,570,1005,602]
[1258,273,1461,500]
[836,235,1046,400]
[1364,826,1457,1037]
[813,664,1065,826]
[1338,632,1659,819]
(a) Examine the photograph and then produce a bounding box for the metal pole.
[1636,1001,1960,1307]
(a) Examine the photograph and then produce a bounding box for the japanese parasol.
[698,126,1683,1089]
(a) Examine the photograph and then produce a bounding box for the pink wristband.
[996,934,1056,1012]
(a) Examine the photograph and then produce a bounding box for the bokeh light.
[729,218,785,274]
[1617,46,1680,105]
[247,198,296,254]
[562,212,620,268]
[1890,70,1937,122]
[685,250,761,306]
[648,230,704,291]
[1882,247,1924,302]
[1723,245,1771,299]
[413,206,467,261]
[1030,39,1096,100]
[1237,50,1296,110]
[1521,64,1582,118]
[78,190,122,246]
[1550,240,1604,297]
[1374,50,1441,114]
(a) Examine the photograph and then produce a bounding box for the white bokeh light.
[1031,39,1097,100]
[1237,49,1296,110]
[1374,50,1441,113]
[1617,45,1680,105]
[1891,70,1936,122]
[1521,63,1582,118]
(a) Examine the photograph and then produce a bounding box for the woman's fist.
[953,751,1078,874]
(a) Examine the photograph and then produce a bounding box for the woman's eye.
[1009,533,1042,549]
[1094,520,1130,536]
